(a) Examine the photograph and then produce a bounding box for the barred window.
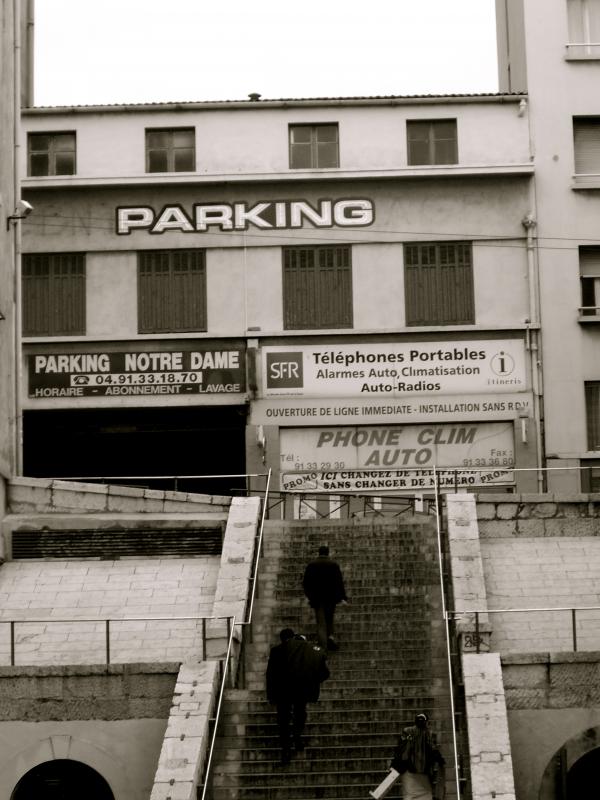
[22,253,85,336]
[283,246,352,330]
[407,120,458,166]
[404,242,474,326]
[138,249,206,333]
[289,124,339,169]
[145,128,195,173]
[28,132,76,176]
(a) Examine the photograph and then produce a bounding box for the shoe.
[294,737,305,752]
[327,637,339,651]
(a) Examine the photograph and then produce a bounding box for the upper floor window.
[22,253,85,336]
[573,117,600,174]
[283,245,352,329]
[289,124,339,169]
[404,242,474,326]
[138,249,206,333]
[580,247,600,317]
[28,132,76,176]
[145,128,195,173]
[407,120,458,166]
[567,0,600,54]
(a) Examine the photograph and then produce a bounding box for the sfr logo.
[266,353,303,388]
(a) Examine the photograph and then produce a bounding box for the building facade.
[497,0,600,493]
[19,94,539,502]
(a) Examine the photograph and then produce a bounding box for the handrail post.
[105,620,110,665]
[202,617,207,661]
[10,621,15,666]
[572,608,577,652]
[475,612,480,654]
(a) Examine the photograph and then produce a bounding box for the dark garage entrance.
[11,759,115,800]
[23,405,247,495]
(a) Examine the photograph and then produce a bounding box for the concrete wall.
[476,494,600,653]
[0,662,176,800]
[21,100,531,178]
[503,653,600,800]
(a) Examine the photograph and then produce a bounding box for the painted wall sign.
[262,340,527,398]
[116,198,375,235]
[28,343,246,398]
[280,422,515,493]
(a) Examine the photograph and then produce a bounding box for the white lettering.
[194,204,234,231]
[151,206,194,234]
[117,206,154,235]
[333,199,374,226]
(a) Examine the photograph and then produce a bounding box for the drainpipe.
[522,213,544,492]
[13,0,23,475]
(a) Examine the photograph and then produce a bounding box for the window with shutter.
[404,242,474,326]
[580,247,600,317]
[574,117,600,174]
[585,382,600,449]
[289,125,339,169]
[138,250,206,332]
[22,253,85,336]
[283,246,352,329]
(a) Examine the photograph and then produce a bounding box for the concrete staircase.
[207,516,457,800]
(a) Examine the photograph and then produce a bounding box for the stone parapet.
[462,652,516,800]
[7,477,232,516]
[476,493,600,537]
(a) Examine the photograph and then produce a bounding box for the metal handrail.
[2,615,233,667]
[244,468,272,627]
[200,615,237,800]
[433,467,462,800]
[448,606,600,653]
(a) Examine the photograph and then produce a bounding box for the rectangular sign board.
[280,422,515,493]
[28,343,246,398]
[262,340,526,398]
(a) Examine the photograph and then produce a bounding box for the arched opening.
[11,759,115,800]
[567,747,600,797]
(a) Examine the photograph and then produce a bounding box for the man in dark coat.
[266,628,330,765]
[302,545,348,650]
[390,712,445,799]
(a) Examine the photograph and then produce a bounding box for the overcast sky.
[34,0,499,107]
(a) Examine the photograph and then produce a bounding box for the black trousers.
[276,697,307,748]
[314,603,336,648]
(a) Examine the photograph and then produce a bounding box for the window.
[22,253,85,336]
[283,246,352,329]
[407,120,458,166]
[289,124,339,169]
[574,117,600,174]
[404,242,474,326]
[145,128,195,172]
[138,249,206,332]
[585,382,600,449]
[567,0,600,55]
[28,132,76,176]
[579,247,600,317]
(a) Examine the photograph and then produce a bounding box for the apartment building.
[19,93,538,500]
[498,0,600,493]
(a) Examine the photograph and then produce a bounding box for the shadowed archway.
[11,759,114,800]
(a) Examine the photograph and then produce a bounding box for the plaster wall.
[21,101,531,178]
[0,718,167,800]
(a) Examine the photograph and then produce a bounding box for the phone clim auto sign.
[28,344,246,398]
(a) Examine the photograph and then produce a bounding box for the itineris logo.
[266,353,304,389]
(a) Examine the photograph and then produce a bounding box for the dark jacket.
[266,637,330,705]
[391,724,445,780]
[302,556,347,607]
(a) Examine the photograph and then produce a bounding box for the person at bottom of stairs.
[369,712,446,800]
[266,628,330,765]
